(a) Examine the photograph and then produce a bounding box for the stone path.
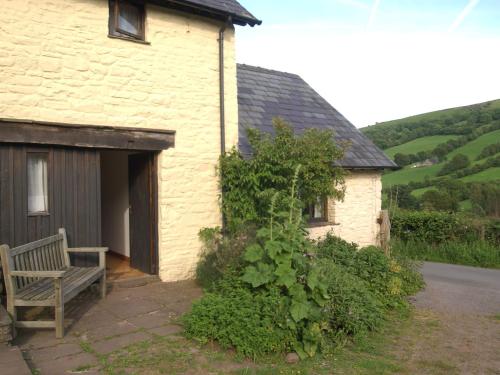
[10,280,203,375]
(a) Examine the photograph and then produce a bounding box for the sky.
[235,0,500,127]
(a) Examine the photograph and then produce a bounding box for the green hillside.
[362,99,500,212]
[384,135,458,158]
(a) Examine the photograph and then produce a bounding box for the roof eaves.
[153,0,262,26]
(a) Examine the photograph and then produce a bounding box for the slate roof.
[157,0,261,26]
[237,64,398,169]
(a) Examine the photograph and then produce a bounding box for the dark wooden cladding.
[0,119,175,151]
[0,144,101,268]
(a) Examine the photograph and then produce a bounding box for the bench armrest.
[10,270,67,278]
[66,247,108,269]
[66,247,108,253]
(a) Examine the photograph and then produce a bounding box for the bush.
[195,226,255,288]
[316,234,424,307]
[438,154,470,176]
[183,276,292,358]
[391,239,500,269]
[391,211,465,243]
[315,233,358,267]
[317,260,385,337]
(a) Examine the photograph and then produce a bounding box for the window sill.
[307,221,339,228]
[108,34,150,45]
[28,212,50,217]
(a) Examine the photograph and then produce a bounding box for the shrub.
[391,211,466,243]
[183,276,292,358]
[220,118,346,232]
[195,226,255,288]
[317,260,385,337]
[315,233,358,267]
[316,234,423,307]
[438,154,470,176]
[391,239,500,269]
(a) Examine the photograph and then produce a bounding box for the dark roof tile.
[237,64,397,170]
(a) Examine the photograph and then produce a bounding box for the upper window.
[304,197,328,223]
[109,0,146,41]
[27,153,49,215]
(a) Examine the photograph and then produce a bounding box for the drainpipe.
[218,16,231,155]
[219,17,231,231]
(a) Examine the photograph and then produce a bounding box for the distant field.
[459,167,500,182]
[382,164,441,187]
[411,187,433,197]
[447,129,500,161]
[384,135,458,159]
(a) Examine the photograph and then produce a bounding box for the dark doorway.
[100,151,158,278]
[128,152,158,275]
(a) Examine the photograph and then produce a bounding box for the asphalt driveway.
[415,261,500,315]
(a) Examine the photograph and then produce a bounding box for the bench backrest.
[0,229,70,293]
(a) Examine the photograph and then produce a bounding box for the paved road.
[415,262,500,315]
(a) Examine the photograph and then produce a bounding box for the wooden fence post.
[379,210,391,256]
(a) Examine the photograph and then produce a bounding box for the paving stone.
[92,331,152,355]
[32,352,98,375]
[0,345,32,375]
[127,310,172,329]
[147,324,183,336]
[101,297,161,319]
[28,342,83,362]
[15,329,78,350]
[85,320,138,341]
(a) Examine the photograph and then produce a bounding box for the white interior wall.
[101,151,130,257]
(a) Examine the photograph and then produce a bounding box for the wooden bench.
[0,228,107,338]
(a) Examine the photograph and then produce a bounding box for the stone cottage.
[0,0,395,284]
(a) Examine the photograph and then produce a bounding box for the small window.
[304,197,328,223]
[27,153,49,214]
[109,0,145,41]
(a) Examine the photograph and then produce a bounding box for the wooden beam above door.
[0,119,175,151]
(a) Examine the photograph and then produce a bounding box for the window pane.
[313,197,324,219]
[27,154,48,213]
[118,1,141,36]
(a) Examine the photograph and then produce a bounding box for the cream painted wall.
[101,151,130,258]
[309,171,383,248]
[0,0,239,281]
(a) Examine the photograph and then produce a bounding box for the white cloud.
[236,25,500,127]
[449,0,481,33]
[367,0,381,30]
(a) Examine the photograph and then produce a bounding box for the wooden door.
[128,153,158,274]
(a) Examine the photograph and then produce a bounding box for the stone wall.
[0,0,238,281]
[309,171,383,247]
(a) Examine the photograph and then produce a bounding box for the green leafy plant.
[220,118,346,232]
[239,166,330,359]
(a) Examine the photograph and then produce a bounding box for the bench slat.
[16,267,102,302]
[10,234,64,257]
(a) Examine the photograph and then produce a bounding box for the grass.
[460,167,500,182]
[86,310,441,375]
[447,129,500,161]
[383,164,441,187]
[391,239,500,269]
[382,129,500,188]
[384,136,459,159]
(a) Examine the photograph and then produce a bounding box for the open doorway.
[100,150,158,281]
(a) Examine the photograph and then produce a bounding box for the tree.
[220,118,346,232]
[438,154,470,176]
[420,190,459,212]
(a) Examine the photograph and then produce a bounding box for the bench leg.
[54,278,64,338]
[100,273,106,299]
[6,300,17,339]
